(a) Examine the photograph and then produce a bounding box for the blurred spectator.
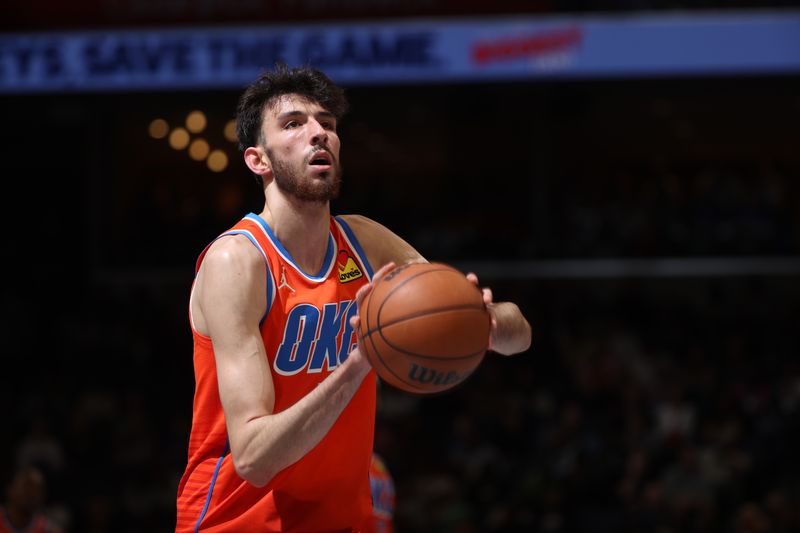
[0,466,62,533]
[365,453,396,533]
[16,418,64,478]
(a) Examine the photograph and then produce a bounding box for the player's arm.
[195,236,373,487]
[341,215,532,356]
[339,214,425,268]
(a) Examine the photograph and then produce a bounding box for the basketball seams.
[361,274,429,393]
[375,330,487,361]
[361,329,436,394]
[379,266,471,311]
[366,327,482,393]
[373,266,483,334]
[356,262,488,394]
[360,303,488,339]
[361,330,428,394]
[358,272,428,393]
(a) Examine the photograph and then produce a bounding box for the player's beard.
[268,146,342,203]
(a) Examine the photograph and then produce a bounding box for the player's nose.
[308,118,328,145]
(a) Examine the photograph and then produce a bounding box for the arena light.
[186,110,207,133]
[224,119,237,143]
[168,127,190,150]
[189,138,210,161]
[148,118,169,139]
[207,150,228,172]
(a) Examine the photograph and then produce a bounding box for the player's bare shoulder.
[200,234,264,280]
[192,234,267,334]
[339,214,424,269]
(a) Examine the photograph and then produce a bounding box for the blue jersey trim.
[194,440,230,533]
[264,260,274,326]
[244,213,335,281]
[335,216,375,280]
[221,229,272,324]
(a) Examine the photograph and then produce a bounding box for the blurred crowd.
[3,283,189,532]
[3,273,798,532]
[376,276,800,532]
[3,69,799,533]
[546,162,799,258]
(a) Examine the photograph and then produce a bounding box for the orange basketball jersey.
[364,454,395,533]
[176,213,376,533]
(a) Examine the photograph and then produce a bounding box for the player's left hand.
[466,272,498,352]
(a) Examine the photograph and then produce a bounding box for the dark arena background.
[2,1,800,532]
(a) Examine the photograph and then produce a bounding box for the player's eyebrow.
[276,110,336,121]
[276,110,305,120]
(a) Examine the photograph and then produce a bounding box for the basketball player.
[366,453,395,533]
[175,65,532,532]
[0,467,59,533]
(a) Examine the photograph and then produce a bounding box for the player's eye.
[284,120,299,129]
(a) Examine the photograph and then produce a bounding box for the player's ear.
[244,146,271,177]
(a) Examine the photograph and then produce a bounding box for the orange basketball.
[357,262,491,394]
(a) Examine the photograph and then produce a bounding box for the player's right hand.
[347,262,396,372]
[348,262,396,333]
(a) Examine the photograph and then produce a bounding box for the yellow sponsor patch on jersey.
[337,251,363,283]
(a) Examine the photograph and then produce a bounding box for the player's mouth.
[308,150,333,171]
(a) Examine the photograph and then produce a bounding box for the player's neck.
[259,195,331,274]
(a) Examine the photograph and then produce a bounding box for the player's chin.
[306,171,335,185]
[308,165,333,177]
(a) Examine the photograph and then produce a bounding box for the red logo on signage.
[471,26,583,65]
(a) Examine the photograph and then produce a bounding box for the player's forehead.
[263,93,329,122]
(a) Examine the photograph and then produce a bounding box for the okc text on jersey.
[274,299,359,375]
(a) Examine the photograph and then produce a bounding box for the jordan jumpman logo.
[277,265,295,293]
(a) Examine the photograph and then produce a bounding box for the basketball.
[357,262,491,394]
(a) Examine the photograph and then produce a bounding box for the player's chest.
[263,266,367,376]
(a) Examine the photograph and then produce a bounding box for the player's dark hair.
[235,64,348,153]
